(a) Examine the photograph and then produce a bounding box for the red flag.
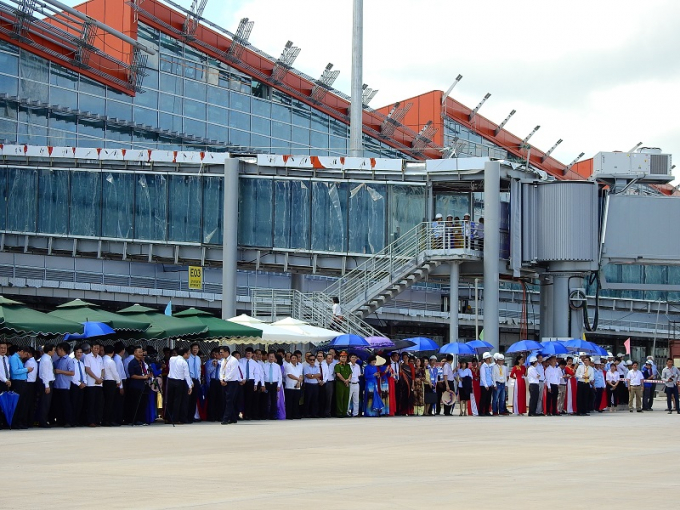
[624,338,631,355]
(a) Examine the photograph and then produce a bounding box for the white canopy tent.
[227,314,306,344]
[270,317,338,344]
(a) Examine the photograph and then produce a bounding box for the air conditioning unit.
[593,150,673,182]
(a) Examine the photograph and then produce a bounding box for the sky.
[67,0,680,176]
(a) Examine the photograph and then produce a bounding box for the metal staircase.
[251,221,481,336]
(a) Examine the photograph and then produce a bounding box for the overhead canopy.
[173,308,263,339]
[270,317,338,344]
[227,314,305,344]
[117,304,207,339]
[0,296,84,336]
[50,299,150,331]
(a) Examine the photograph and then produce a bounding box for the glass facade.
[592,264,680,302]
[444,117,523,163]
[0,26,406,159]
[238,177,426,254]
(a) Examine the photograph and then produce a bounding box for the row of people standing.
[431,213,484,250]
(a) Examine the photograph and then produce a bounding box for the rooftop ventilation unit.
[592,151,673,183]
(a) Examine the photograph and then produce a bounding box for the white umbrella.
[226,314,302,344]
[271,317,338,345]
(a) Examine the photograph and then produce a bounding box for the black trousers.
[38,382,53,426]
[186,378,200,422]
[576,382,591,415]
[102,381,118,425]
[643,386,655,410]
[222,381,239,423]
[126,386,146,424]
[264,382,278,419]
[303,383,319,418]
[546,386,558,415]
[166,378,188,424]
[480,386,492,416]
[666,385,679,411]
[243,379,259,419]
[435,382,445,415]
[207,379,224,421]
[594,387,604,411]
[10,379,28,428]
[528,383,539,416]
[285,388,301,419]
[323,381,334,417]
[52,388,72,426]
[25,381,36,427]
[70,384,85,426]
[606,385,618,407]
[85,386,104,425]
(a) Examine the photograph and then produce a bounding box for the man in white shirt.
[626,361,645,413]
[112,342,127,425]
[37,344,56,428]
[0,341,11,392]
[544,356,562,416]
[219,346,241,425]
[24,348,38,428]
[320,352,337,418]
[70,345,87,427]
[284,353,303,419]
[167,347,194,425]
[83,342,105,427]
[240,347,263,420]
[527,356,541,416]
[102,345,123,427]
[491,353,508,415]
[479,353,495,416]
[535,354,546,415]
[661,359,680,414]
[348,354,362,417]
[303,352,321,418]
[442,354,456,416]
[262,351,282,419]
[575,357,594,416]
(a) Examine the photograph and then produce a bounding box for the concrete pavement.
[3,411,679,509]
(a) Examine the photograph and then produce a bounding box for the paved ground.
[3,409,679,509]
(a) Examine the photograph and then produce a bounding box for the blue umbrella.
[403,337,439,352]
[64,321,116,341]
[507,339,543,353]
[330,334,369,348]
[439,342,476,355]
[562,338,599,354]
[466,340,494,353]
[0,391,19,428]
[592,344,608,356]
[539,341,569,356]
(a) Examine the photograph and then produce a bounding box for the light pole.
[349,0,363,157]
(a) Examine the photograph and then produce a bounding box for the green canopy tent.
[0,296,84,336]
[49,299,150,332]
[173,308,263,340]
[117,304,208,339]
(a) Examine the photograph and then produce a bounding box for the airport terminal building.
[0,0,679,358]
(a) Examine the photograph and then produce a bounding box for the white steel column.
[483,161,500,351]
[221,157,239,319]
[349,0,363,157]
[449,262,460,343]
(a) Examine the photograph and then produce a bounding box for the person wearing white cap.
[491,353,508,415]
[527,356,541,416]
[479,352,495,416]
[534,353,546,415]
[431,214,444,248]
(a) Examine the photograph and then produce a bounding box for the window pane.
[203,176,223,244]
[102,172,134,238]
[7,168,37,232]
[135,173,167,240]
[238,178,272,247]
[168,175,202,242]
[273,179,310,249]
[311,181,347,252]
[0,169,5,229]
[348,182,386,254]
[70,171,101,236]
[19,51,49,99]
[388,185,426,243]
[37,169,69,234]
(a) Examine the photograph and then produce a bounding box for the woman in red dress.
[468,359,481,416]
[510,355,527,415]
[564,357,578,414]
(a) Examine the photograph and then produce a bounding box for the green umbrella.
[117,304,207,339]
[173,308,263,339]
[49,299,150,331]
[0,296,84,336]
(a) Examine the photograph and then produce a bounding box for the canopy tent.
[0,296,84,336]
[173,308,263,339]
[270,317,337,344]
[49,299,150,332]
[227,314,303,344]
[117,304,207,339]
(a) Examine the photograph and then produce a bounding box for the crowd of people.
[1,338,679,429]
[431,213,484,250]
